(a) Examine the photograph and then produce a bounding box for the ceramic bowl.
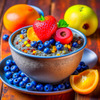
[9,26,87,83]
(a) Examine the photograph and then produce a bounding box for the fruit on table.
[27,27,39,41]
[3,4,40,32]
[64,5,98,36]
[54,28,73,44]
[33,15,57,42]
[70,69,99,94]
[3,34,9,41]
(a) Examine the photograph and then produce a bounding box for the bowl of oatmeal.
[9,24,87,83]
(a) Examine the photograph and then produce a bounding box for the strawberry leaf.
[37,15,45,21]
[57,19,69,28]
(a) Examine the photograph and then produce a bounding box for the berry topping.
[44,47,51,54]
[37,40,43,45]
[38,44,44,51]
[33,15,57,42]
[72,42,78,48]
[44,84,53,92]
[44,41,51,47]
[49,39,55,45]
[31,41,38,48]
[56,44,64,50]
[55,41,61,46]
[54,28,73,44]
[21,29,27,34]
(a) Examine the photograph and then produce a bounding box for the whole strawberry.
[33,15,57,42]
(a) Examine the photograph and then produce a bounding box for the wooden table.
[0,0,100,99]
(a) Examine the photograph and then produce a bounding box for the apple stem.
[80,7,84,12]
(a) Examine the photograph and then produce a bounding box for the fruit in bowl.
[9,15,87,83]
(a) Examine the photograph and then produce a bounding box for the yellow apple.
[64,5,98,36]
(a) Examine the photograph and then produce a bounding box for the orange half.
[70,69,99,94]
[27,27,39,41]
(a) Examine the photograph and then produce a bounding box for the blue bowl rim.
[9,25,87,59]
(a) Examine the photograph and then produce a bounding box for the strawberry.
[33,15,57,42]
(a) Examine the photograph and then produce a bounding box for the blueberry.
[38,44,44,51]
[31,81,37,87]
[6,59,13,66]
[23,77,30,83]
[44,47,51,54]
[13,78,20,85]
[72,42,78,48]
[72,70,79,75]
[31,41,38,48]
[80,61,85,66]
[26,82,35,91]
[13,73,19,79]
[55,41,61,46]
[56,44,63,50]
[44,84,53,92]
[18,71,22,75]
[65,82,70,89]
[82,65,89,71]
[12,60,16,65]
[49,39,55,45]
[36,84,43,91]
[58,83,65,90]
[19,81,26,88]
[3,34,9,41]
[8,78,13,84]
[37,40,43,45]
[21,29,27,34]
[11,65,19,72]
[44,41,51,47]
[20,72,26,77]
[4,65,10,72]
[76,65,82,72]
[53,86,59,91]
[18,77,22,82]
[5,71,12,79]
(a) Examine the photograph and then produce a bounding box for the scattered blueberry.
[13,78,20,85]
[58,83,65,90]
[36,84,43,91]
[82,65,89,71]
[3,34,9,41]
[31,81,37,87]
[23,77,29,83]
[21,29,27,34]
[4,66,10,72]
[55,41,61,46]
[44,41,51,47]
[72,42,78,48]
[20,72,26,77]
[5,71,12,79]
[12,60,16,65]
[56,44,63,50]
[44,84,53,92]
[53,86,59,91]
[49,39,55,45]
[37,40,43,45]
[26,82,35,91]
[76,64,82,72]
[31,41,38,48]
[44,47,51,54]
[13,73,19,79]
[38,44,44,51]
[80,61,85,66]
[72,70,79,75]
[8,78,13,84]
[6,59,13,66]
[11,65,19,72]
[65,82,70,89]
[19,81,26,88]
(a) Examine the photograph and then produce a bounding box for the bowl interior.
[9,26,87,59]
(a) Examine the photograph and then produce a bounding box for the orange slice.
[27,27,39,41]
[70,69,99,94]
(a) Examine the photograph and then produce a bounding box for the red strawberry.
[33,15,57,42]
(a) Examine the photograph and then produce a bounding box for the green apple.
[64,5,98,36]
